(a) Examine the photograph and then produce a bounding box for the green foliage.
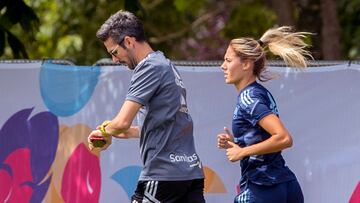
[11,0,126,64]
[174,0,206,14]
[222,1,276,40]
[140,0,211,59]
[339,0,360,59]
[1,0,356,63]
[0,0,39,58]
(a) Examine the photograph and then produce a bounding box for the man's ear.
[123,36,135,49]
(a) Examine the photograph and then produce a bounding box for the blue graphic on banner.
[40,62,101,117]
[111,165,142,199]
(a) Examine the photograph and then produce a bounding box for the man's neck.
[135,42,154,64]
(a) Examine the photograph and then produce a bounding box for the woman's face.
[221,46,244,85]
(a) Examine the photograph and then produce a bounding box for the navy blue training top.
[232,81,296,187]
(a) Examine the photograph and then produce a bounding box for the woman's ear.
[241,59,253,71]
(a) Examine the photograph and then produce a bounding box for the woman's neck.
[235,77,256,92]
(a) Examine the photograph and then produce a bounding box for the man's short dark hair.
[96,10,146,44]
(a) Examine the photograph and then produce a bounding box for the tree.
[0,0,39,58]
[4,0,357,63]
[320,0,341,59]
[268,0,296,27]
[339,0,360,59]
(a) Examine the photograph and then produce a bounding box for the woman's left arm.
[226,113,293,162]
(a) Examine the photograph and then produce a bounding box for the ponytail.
[259,26,313,68]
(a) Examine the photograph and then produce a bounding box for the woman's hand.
[226,142,244,162]
[217,127,234,149]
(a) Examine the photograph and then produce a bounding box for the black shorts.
[131,178,205,203]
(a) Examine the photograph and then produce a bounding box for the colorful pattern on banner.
[0,62,359,203]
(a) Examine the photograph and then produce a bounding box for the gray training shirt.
[126,51,204,181]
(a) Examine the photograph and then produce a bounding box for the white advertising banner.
[0,61,359,203]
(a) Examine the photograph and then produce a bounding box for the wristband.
[99,120,111,136]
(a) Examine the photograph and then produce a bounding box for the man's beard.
[125,49,138,70]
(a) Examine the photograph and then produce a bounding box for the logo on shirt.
[170,63,189,114]
[169,153,201,168]
[240,89,255,107]
[267,92,279,115]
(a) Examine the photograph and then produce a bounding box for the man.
[88,10,205,203]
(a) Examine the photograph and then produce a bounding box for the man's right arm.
[113,125,140,139]
[105,100,142,137]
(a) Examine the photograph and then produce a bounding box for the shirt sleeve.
[239,88,273,126]
[126,63,162,106]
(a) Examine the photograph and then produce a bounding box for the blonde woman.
[217,26,311,203]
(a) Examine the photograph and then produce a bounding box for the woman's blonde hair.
[230,26,313,81]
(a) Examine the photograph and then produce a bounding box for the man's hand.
[88,130,112,151]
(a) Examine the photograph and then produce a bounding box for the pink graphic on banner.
[0,149,33,202]
[349,182,360,203]
[61,144,101,203]
[0,108,59,203]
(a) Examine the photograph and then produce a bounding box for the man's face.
[103,37,137,70]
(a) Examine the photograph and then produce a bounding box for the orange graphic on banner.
[203,166,227,193]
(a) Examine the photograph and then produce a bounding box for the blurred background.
[0,0,359,65]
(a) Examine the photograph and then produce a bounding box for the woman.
[217,26,311,203]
